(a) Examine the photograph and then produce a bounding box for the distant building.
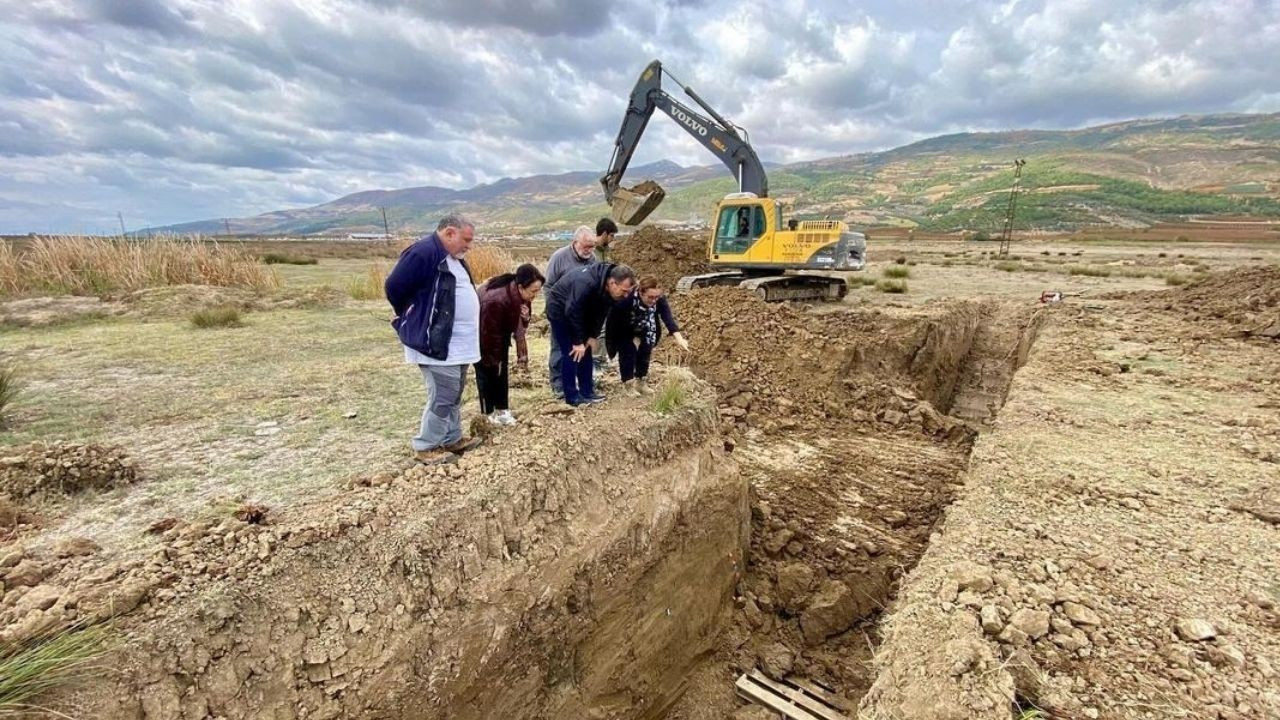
[347,233,392,241]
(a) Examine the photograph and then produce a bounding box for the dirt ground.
[1,229,1278,719]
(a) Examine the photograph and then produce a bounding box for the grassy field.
[0,257,555,546]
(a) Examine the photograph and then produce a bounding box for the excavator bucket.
[610,180,666,225]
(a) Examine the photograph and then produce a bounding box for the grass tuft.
[994,261,1021,272]
[882,265,910,279]
[876,279,908,293]
[346,264,388,301]
[1164,273,1190,286]
[652,376,690,416]
[190,305,244,329]
[261,252,317,265]
[0,359,21,427]
[0,622,112,713]
[893,256,907,265]
[1067,265,1112,277]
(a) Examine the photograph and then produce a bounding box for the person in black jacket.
[605,275,688,396]
[544,263,636,406]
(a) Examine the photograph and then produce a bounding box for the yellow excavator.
[601,60,866,301]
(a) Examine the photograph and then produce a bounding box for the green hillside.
[154,112,1280,236]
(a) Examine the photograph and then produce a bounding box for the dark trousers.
[549,320,594,404]
[617,340,653,382]
[474,361,509,414]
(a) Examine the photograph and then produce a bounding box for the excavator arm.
[601,60,768,225]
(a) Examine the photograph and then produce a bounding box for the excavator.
[601,59,866,301]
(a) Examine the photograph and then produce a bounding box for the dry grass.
[260,252,317,266]
[877,279,909,293]
[1067,265,1112,277]
[0,360,20,427]
[346,263,388,301]
[883,265,911,279]
[0,236,278,298]
[466,244,514,283]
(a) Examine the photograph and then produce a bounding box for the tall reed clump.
[0,235,279,298]
[465,244,515,284]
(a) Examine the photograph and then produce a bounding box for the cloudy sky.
[2,0,1278,233]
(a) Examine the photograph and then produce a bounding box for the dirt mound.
[1172,265,1280,339]
[0,296,126,327]
[611,226,713,288]
[663,287,979,437]
[0,443,140,499]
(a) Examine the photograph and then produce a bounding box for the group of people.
[384,214,687,465]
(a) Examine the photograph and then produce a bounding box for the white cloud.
[0,0,1278,232]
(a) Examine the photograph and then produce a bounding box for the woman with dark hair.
[605,275,689,396]
[476,263,545,425]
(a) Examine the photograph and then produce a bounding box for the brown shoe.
[442,436,484,454]
[414,448,459,465]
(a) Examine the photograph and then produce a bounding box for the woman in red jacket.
[477,264,545,425]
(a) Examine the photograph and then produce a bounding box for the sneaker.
[495,410,517,426]
[623,380,641,398]
[486,412,503,426]
[414,448,459,465]
[443,436,484,454]
[637,378,655,396]
[582,394,607,405]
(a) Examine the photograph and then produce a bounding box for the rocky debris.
[53,536,100,558]
[1006,608,1051,640]
[800,580,858,645]
[0,442,139,499]
[773,563,815,614]
[1174,618,1217,642]
[757,641,794,679]
[1060,601,1101,626]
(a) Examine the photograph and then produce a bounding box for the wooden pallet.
[734,670,852,720]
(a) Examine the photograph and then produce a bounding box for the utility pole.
[224,219,232,237]
[117,211,127,238]
[998,159,1026,257]
[379,206,390,238]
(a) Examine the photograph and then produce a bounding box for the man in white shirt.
[384,214,483,464]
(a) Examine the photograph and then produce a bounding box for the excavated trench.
[659,295,1047,720]
[42,295,1043,720]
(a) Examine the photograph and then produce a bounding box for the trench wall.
[52,391,745,720]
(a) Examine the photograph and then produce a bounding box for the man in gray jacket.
[544,225,597,398]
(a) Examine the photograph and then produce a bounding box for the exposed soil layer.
[657,282,1045,718]
[27,384,748,719]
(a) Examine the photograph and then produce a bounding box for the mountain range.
[154,112,1280,237]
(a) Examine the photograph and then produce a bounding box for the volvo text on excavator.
[601,60,866,301]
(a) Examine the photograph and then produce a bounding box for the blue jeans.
[548,331,564,395]
[412,364,466,451]
[549,320,594,405]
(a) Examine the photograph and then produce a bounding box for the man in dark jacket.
[544,263,636,406]
[385,214,483,464]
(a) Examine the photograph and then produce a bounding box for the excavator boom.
[601,60,767,224]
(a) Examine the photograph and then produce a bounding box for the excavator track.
[677,272,847,302]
